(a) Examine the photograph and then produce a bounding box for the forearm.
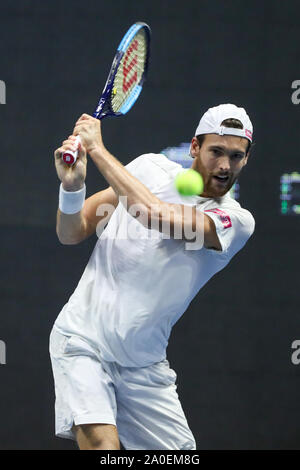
[56,209,87,244]
[149,202,202,239]
[87,146,199,238]
[56,183,87,244]
[89,146,159,212]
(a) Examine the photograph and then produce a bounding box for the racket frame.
[93,21,151,120]
[62,21,151,165]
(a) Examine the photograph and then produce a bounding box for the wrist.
[88,144,106,159]
[62,181,85,192]
[59,183,86,214]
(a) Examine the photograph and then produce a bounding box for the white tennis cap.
[195,103,253,142]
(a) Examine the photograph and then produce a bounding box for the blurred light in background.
[280,172,300,215]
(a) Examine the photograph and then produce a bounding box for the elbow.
[59,238,81,245]
[56,230,82,245]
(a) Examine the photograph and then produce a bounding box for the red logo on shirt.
[205,208,232,229]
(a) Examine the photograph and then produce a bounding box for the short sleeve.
[203,206,255,256]
[124,154,156,188]
[125,154,145,177]
[124,153,171,192]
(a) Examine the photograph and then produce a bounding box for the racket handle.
[62,136,81,165]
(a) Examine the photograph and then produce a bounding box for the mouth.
[213,175,230,185]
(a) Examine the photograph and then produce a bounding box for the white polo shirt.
[54,153,255,367]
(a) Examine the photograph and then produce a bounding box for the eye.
[232,154,243,159]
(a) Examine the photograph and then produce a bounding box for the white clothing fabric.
[49,326,196,450]
[54,153,255,368]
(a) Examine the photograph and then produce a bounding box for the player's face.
[190,134,249,197]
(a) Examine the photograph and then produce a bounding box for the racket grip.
[62,136,81,165]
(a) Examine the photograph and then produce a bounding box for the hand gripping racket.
[62,22,151,165]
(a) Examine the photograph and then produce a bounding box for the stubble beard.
[194,153,236,198]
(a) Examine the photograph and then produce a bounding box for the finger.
[79,113,91,121]
[72,123,80,135]
[62,139,74,146]
[75,114,93,127]
[62,141,78,151]
[63,138,77,145]
[54,147,63,159]
[73,124,85,136]
[78,143,87,157]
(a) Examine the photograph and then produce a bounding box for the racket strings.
[111,29,147,112]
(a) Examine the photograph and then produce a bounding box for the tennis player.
[50,103,255,450]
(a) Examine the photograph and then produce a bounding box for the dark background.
[0,0,299,449]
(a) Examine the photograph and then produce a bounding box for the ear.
[190,137,199,158]
[243,153,249,166]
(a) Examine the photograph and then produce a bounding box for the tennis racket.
[62,21,151,165]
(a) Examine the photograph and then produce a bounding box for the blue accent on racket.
[62,21,151,165]
[119,84,143,114]
[93,21,151,120]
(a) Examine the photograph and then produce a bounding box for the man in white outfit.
[50,103,255,450]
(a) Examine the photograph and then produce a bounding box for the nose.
[218,155,231,172]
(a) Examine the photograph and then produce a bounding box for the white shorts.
[49,326,196,450]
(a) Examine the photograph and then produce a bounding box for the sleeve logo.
[205,208,232,229]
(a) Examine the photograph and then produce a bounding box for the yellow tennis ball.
[175,169,204,196]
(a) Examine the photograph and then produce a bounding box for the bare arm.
[148,201,222,250]
[72,114,222,251]
[56,186,119,245]
[54,134,118,245]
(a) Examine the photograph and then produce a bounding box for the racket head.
[93,22,151,120]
